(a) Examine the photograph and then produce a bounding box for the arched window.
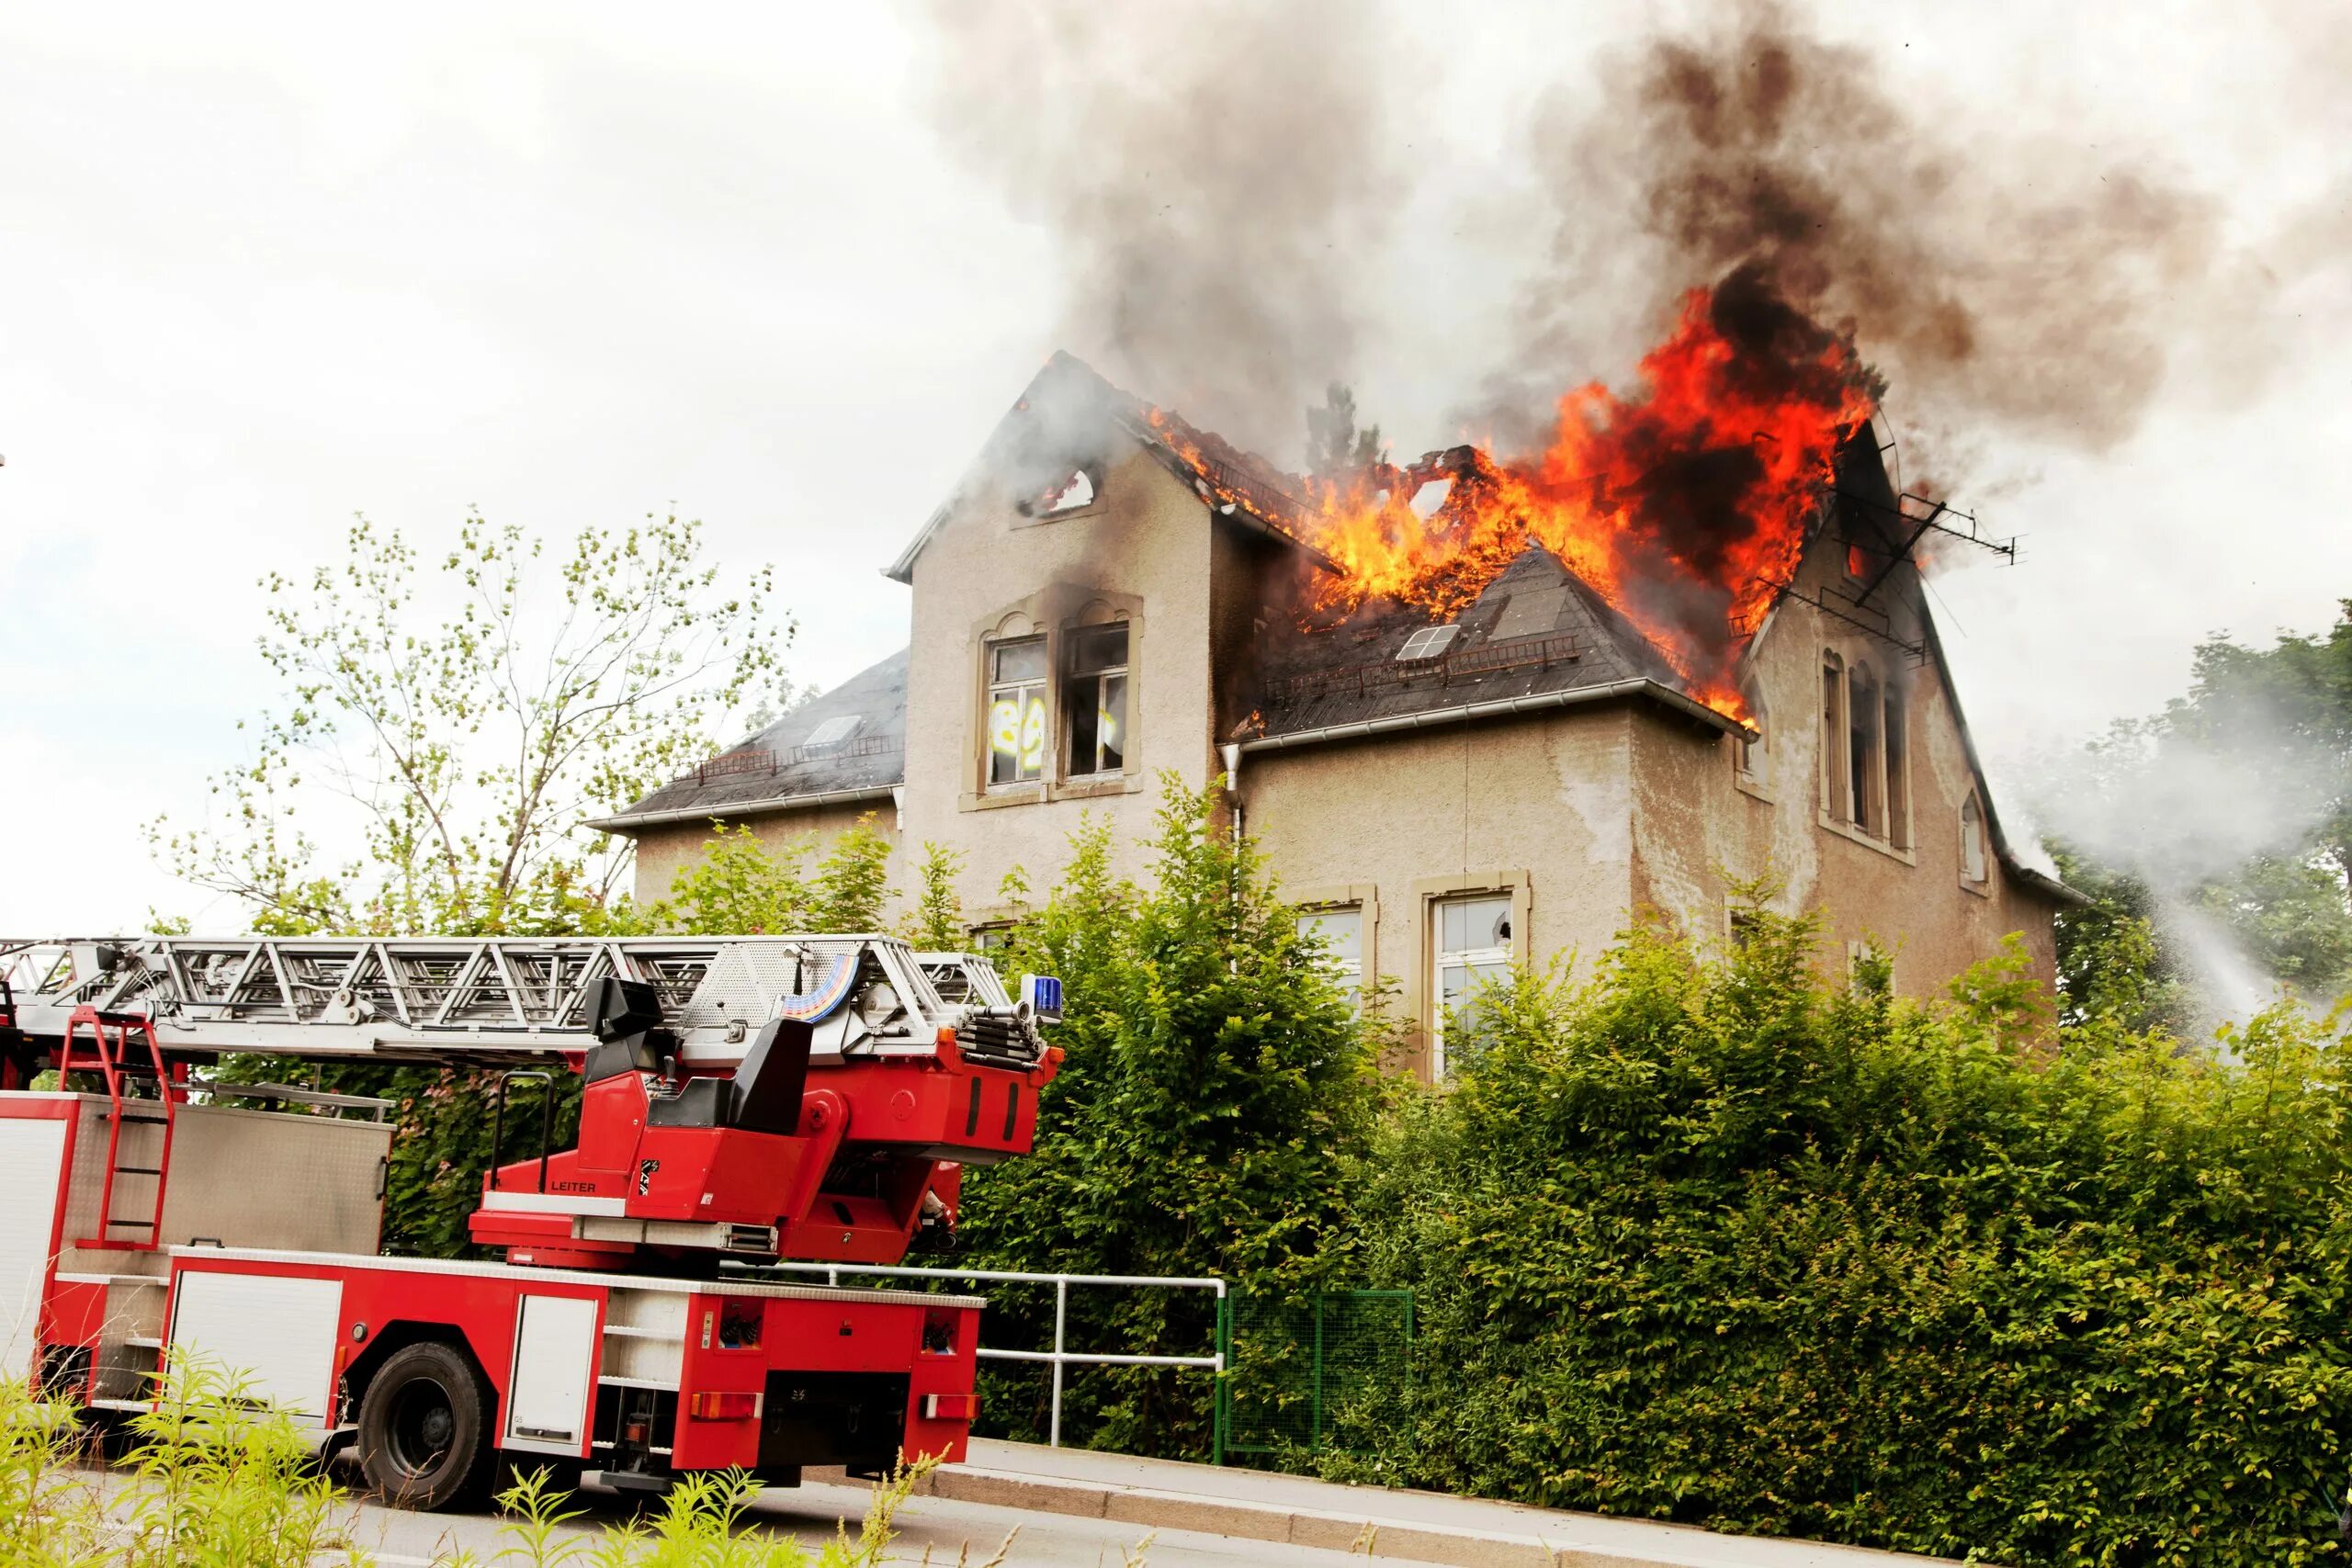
[1960,792,1987,883]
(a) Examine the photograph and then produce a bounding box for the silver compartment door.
[0,1119,67,1381]
[167,1269,343,1420]
[503,1293,600,1455]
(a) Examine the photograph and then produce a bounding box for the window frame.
[1397,624,1461,662]
[1430,892,1513,1078]
[1062,621,1131,780]
[1820,651,1849,822]
[1295,903,1365,1014]
[1818,649,1914,853]
[1960,791,1988,886]
[984,636,1050,789]
[1848,662,1883,837]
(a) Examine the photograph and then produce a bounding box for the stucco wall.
[899,440,1223,919]
[628,799,897,908]
[1243,706,1638,1077]
[1624,509,2061,993]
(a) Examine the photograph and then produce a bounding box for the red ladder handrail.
[62,1007,179,1251]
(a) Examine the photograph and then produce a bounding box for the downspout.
[1219,742,1246,959]
[1218,742,1245,848]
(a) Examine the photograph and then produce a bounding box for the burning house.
[599,299,2073,1078]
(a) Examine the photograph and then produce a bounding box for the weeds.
[0,1362,1132,1564]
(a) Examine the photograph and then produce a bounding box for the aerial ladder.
[0,934,1062,1508]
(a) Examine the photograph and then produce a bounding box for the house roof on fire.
[1242,547,1738,748]
[595,355,2075,905]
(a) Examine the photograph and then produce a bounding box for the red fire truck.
[0,935,1061,1508]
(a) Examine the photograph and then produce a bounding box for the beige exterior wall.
[629,799,898,908]
[898,440,1227,920]
[1624,517,2060,995]
[1243,707,1639,1078]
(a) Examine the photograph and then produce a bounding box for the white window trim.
[1430,894,1512,1079]
[985,637,1049,789]
[1295,904,1365,1014]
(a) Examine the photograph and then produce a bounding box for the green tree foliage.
[656,816,895,935]
[1305,382,1385,474]
[956,776,1382,1456]
[153,513,783,934]
[2054,604,2352,1021]
[1329,898,2352,1566]
[900,841,967,948]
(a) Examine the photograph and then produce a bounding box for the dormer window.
[1396,625,1460,662]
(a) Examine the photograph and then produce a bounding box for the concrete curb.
[808,1461,1976,1568]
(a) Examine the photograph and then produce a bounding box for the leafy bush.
[1326,898,2352,1566]
[956,776,1384,1456]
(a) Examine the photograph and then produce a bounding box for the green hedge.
[1328,908,2352,1566]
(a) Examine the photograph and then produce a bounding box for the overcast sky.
[4,1,2346,933]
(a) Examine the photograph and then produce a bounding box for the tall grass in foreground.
[0,1363,1046,1566]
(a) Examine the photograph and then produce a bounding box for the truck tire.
[356,1340,495,1510]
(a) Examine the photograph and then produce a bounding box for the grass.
[0,1361,1106,1566]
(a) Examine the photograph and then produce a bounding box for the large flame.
[1297,271,1881,717]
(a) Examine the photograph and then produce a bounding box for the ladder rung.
[112,1166,164,1176]
[104,1219,158,1230]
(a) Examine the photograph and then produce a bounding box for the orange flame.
[1297,277,1879,718]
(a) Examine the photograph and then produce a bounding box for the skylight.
[804,715,861,748]
[1396,625,1461,662]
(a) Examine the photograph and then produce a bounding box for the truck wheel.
[356,1341,494,1510]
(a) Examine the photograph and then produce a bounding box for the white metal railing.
[750,1260,1226,1450]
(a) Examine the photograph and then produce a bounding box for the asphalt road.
[341,1475,1399,1566]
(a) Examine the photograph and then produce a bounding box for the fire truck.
[0,934,1062,1509]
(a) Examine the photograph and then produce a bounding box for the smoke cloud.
[917,0,2345,486]
[913,0,1399,453]
[1496,3,2281,473]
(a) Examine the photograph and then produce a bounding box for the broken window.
[1063,623,1128,777]
[1736,683,1770,787]
[1961,792,1987,883]
[1396,624,1460,662]
[986,637,1048,786]
[1295,906,1364,1013]
[1431,893,1512,1077]
[1820,653,1849,821]
[1849,664,1883,836]
[1018,464,1101,518]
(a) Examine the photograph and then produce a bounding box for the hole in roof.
[1409,479,1452,518]
[1396,625,1461,662]
[804,715,861,748]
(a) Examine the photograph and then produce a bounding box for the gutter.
[1236,678,1747,754]
[585,783,901,835]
